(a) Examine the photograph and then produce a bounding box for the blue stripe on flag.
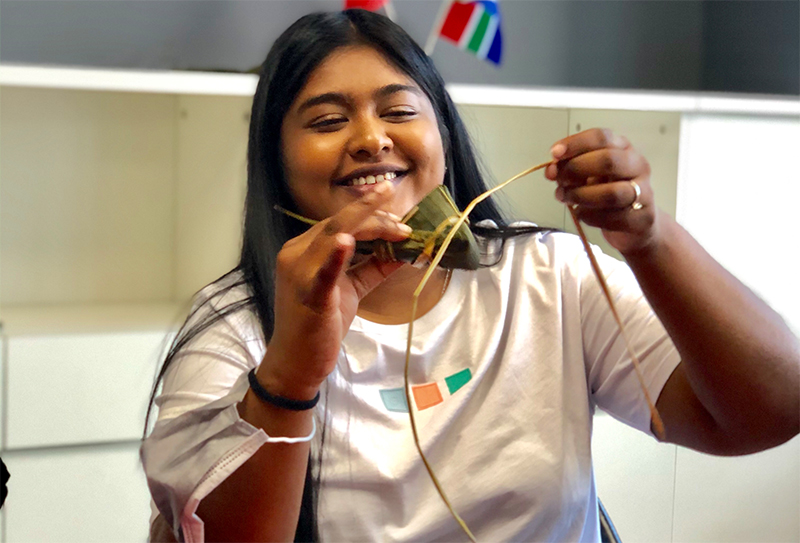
[486,25,502,64]
[478,0,498,16]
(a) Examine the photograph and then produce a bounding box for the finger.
[571,205,655,233]
[586,175,607,186]
[351,210,412,242]
[301,181,399,278]
[317,180,395,238]
[562,180,648,210]
[550,128,630,162]
[302,233,354,312]
[346,255,404,300]
[556,148,648,187]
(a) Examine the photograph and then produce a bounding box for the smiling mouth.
[339,171,402,187]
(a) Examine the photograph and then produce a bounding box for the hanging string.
[276,162,667,541]
[567,208,665,438]
[403,161,665,541]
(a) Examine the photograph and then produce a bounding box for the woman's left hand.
[545,128,660,255]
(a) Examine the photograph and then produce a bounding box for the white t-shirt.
[141,232,680,543]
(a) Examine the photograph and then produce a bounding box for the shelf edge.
[2,63,798,114]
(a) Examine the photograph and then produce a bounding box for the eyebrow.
[376,83,424,99]
[296,92,349,115]
[296,84,424,114]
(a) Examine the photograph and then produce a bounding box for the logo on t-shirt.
[379,368,472,412]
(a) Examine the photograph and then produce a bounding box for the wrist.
[619,209,670,261]
[256,351,323,402]
[248,368,320,410]
[620,211,680,266]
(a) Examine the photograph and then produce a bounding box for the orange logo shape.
[412,382,444,410]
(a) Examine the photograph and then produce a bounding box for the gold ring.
[630,181,643,210]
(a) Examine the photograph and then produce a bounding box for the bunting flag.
[344,0,388,10]
[438,0,502,65]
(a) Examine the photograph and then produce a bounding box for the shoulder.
[487,227,594,274]
[184,269,258,337]
[478,228,639,303]
[157,270,263,421]
[191,269,252,314]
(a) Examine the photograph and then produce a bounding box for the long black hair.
[145,9,549,542]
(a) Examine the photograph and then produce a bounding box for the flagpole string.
[383,0,397,22]
[424,0,455,55]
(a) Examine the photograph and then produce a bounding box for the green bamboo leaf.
[276,185,480,270]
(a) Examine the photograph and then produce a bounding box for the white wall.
[677,113,800,337]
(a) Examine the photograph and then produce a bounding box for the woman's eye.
[384,109,417,121]
[309,116,347,131]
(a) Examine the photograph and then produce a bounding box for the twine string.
[404,161,665,541]
[275,162,666,541]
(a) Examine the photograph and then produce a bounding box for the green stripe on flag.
[467,10,492,53]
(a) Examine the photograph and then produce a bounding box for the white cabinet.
[673,437,800,543]
[0,88,176,306]
[565,109,681,259]
[0,68,252,543]
[459,104,684,261]
[592,412,677,543]
[5,331,167,449]
[2,443,151,542]
[458,104,569,228]
[0,87,249,309]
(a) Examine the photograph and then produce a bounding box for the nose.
[348,115,392,159]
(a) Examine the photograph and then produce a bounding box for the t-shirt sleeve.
[140,285,269,543]
[577,244,681,435]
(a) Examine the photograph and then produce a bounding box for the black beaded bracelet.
[247,368,320,411]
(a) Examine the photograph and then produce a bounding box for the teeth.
[346,171,398,186]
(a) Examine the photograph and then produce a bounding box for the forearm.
[624,212,800,447]
[196,355,317,542]
[192,186,408,540]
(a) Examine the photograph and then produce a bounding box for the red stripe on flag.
[344,0,387,10]
[440,2,477,44]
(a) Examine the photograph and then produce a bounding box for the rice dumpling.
[276,185,481,270]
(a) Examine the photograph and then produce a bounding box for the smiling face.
[280,45,446,221]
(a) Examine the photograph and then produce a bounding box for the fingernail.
[612,134,628,148]
[386,211,402,221]
[551,143,567,158]
[555,187,565,202]
[375,181,391,195]
[397,223,412,234]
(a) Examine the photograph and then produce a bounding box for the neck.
[357,264,450,325]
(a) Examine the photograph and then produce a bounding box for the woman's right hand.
[257,181,410,400]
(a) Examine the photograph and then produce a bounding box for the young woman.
[141,9,799,543]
